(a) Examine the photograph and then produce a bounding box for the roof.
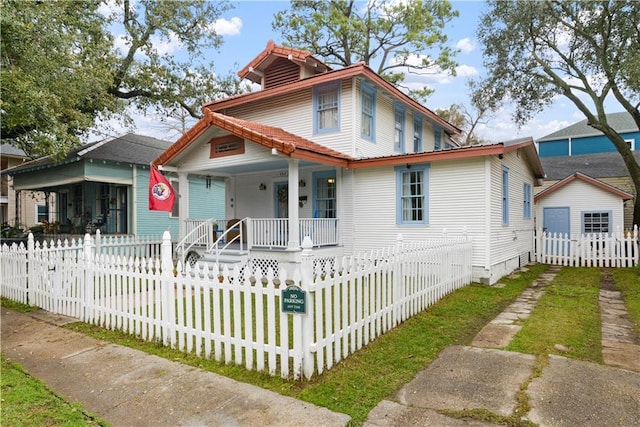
[154,111,353,168]
[204,62,461,136]
[0,144,29,159]
[540,151,640,180]
[238,40,331,84]
[534,172,634,202]
[154,113,545,180]
[7,133,172,175]
[537,112,638,142]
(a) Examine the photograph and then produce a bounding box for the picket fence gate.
[0,231,473,380]
[535,225,639,267]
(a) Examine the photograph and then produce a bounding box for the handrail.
[176,217,216,264]
[206,217,249,263]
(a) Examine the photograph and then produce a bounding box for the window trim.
[170,179,179,218]
[393,103,406,153]
[523,182,532,219]
[395,164,429,226]
[413,116,423,152]
[625,139,635,151]
[581,210,612,235]
[502,166,509,225]
[313,82,340,135]
[360,82,376,142]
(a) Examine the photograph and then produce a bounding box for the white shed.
[534,172,633,236]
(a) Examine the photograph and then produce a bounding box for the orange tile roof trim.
[238,40,326,80]
[205,63,460,135]
[534,172,634,202]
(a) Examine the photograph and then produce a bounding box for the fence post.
[393,233,403,326]
[300,236,315,379]
[95,229,101,255]
[83,233,94,322]
[26,233,34,306]
[160,231,175,347]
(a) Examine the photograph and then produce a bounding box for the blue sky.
[108,0,621,143]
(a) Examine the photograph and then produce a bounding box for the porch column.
[287,158,300,250]
[178,172,189,241]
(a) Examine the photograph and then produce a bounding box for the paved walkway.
[3,265,640,426]
[365,266,640,426]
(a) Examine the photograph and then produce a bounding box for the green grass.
[63,263,549,425]
[0,297,38,313]
[0,355,108,427]
[506,267,602,363]
[611,268,640,333]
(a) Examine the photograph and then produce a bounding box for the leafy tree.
[436,81,492,145]
[1,0,239,159]
[476,0,640,225]
[273,0,458,101]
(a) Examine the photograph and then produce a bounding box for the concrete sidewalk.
[1,308,351,427]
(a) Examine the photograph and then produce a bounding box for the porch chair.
[226,218,246,243]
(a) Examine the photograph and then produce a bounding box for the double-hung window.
[36,204,48,223]
[434,126,442,150]
[583,211,610,234]
[313,171,337,219]
[413,117,423,152]
[396,164,429,225]
[394,104,405,152]
[361,83,375,141]
[502,166,509,225]
[523,183,532,219]
[314,83,340,134]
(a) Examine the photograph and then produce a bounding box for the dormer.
[237,40,331,90]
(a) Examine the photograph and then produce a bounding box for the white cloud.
[150,32,183,56]
[456,38,475,54]
[212,17,243,36]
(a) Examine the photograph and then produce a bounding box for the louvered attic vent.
[264,57,301,89]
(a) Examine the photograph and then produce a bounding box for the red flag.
[149,166,176,212]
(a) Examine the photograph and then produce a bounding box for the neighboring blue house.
[6,134,224,237]
[537,111,639,158]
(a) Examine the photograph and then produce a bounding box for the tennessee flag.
[149,166,176,212]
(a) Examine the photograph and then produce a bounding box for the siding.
[488,151,536,273]
[135,167,179,237]
[188,177,225,220]
[535,180,626,236]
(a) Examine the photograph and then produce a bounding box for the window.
[36,204,48,223]
[413,117,423,152]
[314,83,340,134]
[626,139,635,151]
[583,211,610,234]
[502,166,509,225]
[313,171,336,218]
[170,180,179,218]
[394,104,405,152]
[361,83,375,141]
[434,126,442,151]
[396,164,429,225]
[523,183,532,219]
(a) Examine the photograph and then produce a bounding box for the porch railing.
[249,218,339,249]
[176,217,216,262]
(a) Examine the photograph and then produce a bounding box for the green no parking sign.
[281,285,307,314]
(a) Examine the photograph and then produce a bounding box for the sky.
[105,0,621,144]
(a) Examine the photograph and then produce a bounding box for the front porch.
[178,217,340,266]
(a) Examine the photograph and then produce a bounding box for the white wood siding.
[178,135,275,173]
[347,158,488,268]
[488,151,536,281]
[535,180,625,236]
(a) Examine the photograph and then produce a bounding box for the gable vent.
[264,57,301,89]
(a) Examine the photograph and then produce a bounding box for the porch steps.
[202,250,249,270]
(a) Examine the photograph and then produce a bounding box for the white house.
[535,172,633,236]
[153,41,545,284]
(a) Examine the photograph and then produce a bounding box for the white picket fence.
[535,225,639,267]
[0,231,472,380]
